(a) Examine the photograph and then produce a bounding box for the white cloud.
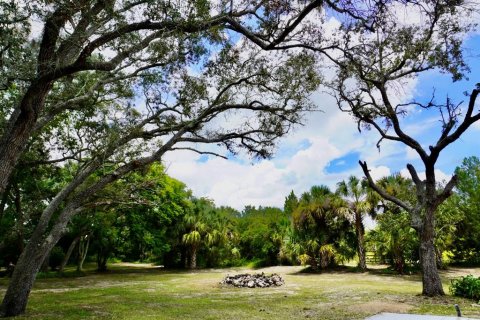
[405,147,419,161]
[370,166,392,181]
[162,100,408,211]
[400,168,452,184]
[473,121,480,131]
[163,135,346,210]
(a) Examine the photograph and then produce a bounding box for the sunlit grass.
[1,264,480,319]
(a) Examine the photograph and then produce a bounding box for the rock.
[221,273,285,288]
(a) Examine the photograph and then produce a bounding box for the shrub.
[450,275,480,301]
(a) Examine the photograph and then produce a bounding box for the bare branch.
[436,174,458,205]
[359,160,413,212]
[434,85,480,153]
[224,0,323,50]
[375,84,428,161]
[406,163,423,187]
[23,156,78,166]
[169,147,227,159]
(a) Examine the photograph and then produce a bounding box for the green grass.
[1,264,480,319]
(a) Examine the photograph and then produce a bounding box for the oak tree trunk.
[0,82,52,195]
[419,206,444,296]
[0,183,11,222]
[0,204,78,316]
[0,234,56,317]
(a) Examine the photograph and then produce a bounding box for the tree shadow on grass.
[289,264,423,281]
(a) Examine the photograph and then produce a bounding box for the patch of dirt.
[114,262,163,268]
[442,267,480,278]
[254,266,306,275]
[350,301,414,314]
[33,280,149,293]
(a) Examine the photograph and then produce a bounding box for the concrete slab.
[366,313,477,320]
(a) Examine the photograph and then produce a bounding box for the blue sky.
[162,27,480,211]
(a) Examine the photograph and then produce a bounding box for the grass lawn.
[1,264,480,319]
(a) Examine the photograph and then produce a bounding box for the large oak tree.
[0,1,343,316]
[324,1,479,295]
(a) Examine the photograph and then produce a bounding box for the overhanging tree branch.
[359,160,413,212]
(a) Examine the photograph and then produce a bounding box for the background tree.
[284,191,299,216]
[290,186,355,270]
[236,206,291,267]
[180,198,239,269]
[54,163,192,270]
[181,198,213,269]
[202,206,239,268]
[322,1,478,295]
[367,173,463,273]
[366,175,419,274]
[448,156,480,264]
[336,175,375,271]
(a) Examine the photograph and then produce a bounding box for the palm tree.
[181,198,234,269]
[181,199,211,269]
[182,228,203,269]
[292,185,352,269]
[336,176,375,271]
[374,174,418,273]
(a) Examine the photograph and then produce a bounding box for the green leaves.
[448,157,480,263]
[289,185,355,269]
[183,230,202,246]
[237,206,290,266]
[450,275,480,301]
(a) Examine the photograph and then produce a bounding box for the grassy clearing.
[1,264,480,319]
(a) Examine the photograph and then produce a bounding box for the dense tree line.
[4,156,480,276]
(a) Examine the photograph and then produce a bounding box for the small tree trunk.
[59,236,79,273]
[435,247,445,270]
[419,207,444,296]
[320,253,329,269]
[77,236,89,272]
[190,247,197,269]
[97,252,108,272]
[180,250,187,269]
[355,211,367,271]
[0,183,11,222]
[308,252,318,270]
[392,241,405,274]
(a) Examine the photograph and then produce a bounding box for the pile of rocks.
[221,273,284,288]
